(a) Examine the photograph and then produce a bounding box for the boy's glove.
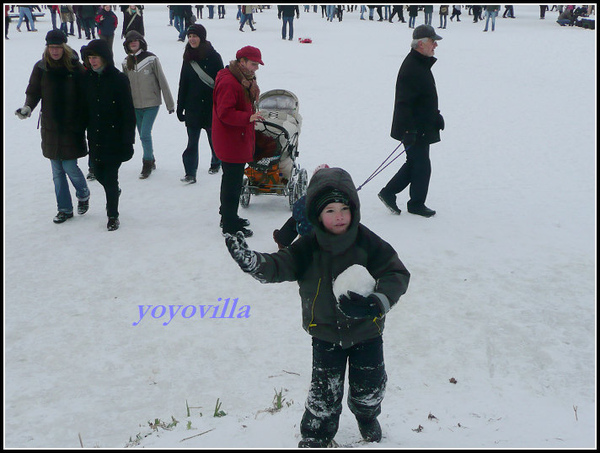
[225,232,258,274]
[176,108,185,122]
[15,105,32,119]
[337,291,383,319]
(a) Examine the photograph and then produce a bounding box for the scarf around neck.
[228,60,260,105]
[183,41,215,63]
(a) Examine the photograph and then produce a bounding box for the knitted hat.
[187,23,207,41]
[313,188,350,217]
[45,29,67,45]
[236,46,264,65]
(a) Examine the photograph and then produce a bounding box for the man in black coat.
[81,39,136,231]
[378,24,444,218]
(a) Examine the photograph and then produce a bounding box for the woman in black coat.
[81,38,136,231]
[16,29,90,224]
[176,23,224,181]
[121,5,144,39]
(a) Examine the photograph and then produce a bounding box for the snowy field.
[4,4,596,448]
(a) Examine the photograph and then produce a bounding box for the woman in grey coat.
[123,30,175,179]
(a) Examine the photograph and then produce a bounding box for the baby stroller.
[240,89,308,210]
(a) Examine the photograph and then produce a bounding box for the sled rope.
[356,142,407,191]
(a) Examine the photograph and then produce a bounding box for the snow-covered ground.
[4,4,596,448]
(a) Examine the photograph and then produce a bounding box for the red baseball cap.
[236,46,264,65]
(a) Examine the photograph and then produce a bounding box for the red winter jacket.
[211,67,255,164]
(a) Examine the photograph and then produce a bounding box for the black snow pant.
[382,140,431,209]
[93,160,122,218]
[300,337,387,443]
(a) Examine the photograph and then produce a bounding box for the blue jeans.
[484,10,497,31]
[409,15,416,28]
[135,106,160,161]
[182,126,220,177]
[282,16,294,39]
[173,14,183,32]
[17,6,37,30]
[326,5,335,20]
[50,159,90,213]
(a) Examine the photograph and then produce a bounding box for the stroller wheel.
[240,178,251,208]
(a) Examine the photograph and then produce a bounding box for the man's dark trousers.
[382,139,431,208]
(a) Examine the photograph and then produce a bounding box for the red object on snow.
[298,38,312,44]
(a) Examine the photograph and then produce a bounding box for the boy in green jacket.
[225,167,410,447]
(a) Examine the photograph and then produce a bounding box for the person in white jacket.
[122,30,175,179]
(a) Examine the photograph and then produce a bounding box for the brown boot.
[139,159,154,179]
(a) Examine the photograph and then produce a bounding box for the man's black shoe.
[220,217,250,228]
[407,204,436,217]
[222,226,253,238]
[378,190,401,215]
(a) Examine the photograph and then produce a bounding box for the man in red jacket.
[212,46,264,237]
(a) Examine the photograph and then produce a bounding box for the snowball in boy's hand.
[333,264,376,299]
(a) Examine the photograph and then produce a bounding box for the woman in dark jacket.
[81,38,136,231]
[15,29,90,224]
[176,23,224,182]
[121,5,144,39]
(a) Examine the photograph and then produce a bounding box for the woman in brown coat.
[15,29,90,224]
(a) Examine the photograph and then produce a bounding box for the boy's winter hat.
[187,23,207,41]
[413,24,443,41]
[314,188,350,216]
[236,45,264,65]
[46,29,67,45]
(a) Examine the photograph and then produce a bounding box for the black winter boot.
[357,418,382,442]
[139,159,154,179]
[107,217,120,231]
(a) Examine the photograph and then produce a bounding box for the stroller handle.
[256,120,290,141]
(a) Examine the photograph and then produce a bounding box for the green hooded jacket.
[254,167,410,349]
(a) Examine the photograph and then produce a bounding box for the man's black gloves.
[437,112,445,131]
[337,291,383,320]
